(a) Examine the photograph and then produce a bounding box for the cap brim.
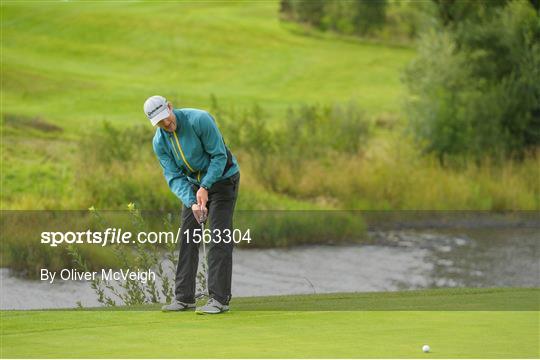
[150,108,170,126]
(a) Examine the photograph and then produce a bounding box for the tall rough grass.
[4,100,538,211]
[214,100,539,210]
[10,100,535,212]
[67,204,177,306]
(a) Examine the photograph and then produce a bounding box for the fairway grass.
[2,289,538,358]
[1,1,414,130]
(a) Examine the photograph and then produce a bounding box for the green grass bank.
[1,288,538,358]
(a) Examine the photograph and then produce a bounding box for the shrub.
[404,1,540,163]
[281,0,388,36]
[214,100,371,193]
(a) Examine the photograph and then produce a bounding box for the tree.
[280,0,388,35]
[405,1,540,163]
[352,0,387,35]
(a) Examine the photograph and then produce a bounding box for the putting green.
[1,289,538,358]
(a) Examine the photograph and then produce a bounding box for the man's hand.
[192,187,208,223]
[192,203,207,223]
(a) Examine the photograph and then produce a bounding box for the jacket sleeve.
[153,134,196,208]
[197,112,228,189]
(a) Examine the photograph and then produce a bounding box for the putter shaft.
[200,217,209,297]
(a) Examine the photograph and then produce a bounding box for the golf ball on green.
[422,345,430,353]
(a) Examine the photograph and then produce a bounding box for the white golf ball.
[422,345,430,353]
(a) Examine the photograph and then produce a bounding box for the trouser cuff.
[176,295,195,304]
[211,294,230,305]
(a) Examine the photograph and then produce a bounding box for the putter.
[195,208,209,300]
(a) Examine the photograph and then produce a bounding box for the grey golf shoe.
[161,300,196,312]
[195,298,229,314]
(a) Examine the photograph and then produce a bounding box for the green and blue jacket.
[153,108,239,208]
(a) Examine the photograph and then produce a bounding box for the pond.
[1,227,538,309]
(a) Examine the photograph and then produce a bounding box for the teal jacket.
[153,108,239,208]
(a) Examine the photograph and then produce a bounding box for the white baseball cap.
[144,95,171,126]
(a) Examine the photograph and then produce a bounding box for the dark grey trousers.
[175,172,240,305]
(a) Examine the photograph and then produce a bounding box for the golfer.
[144,95,240,314]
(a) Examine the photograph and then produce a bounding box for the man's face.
[156,104,176,132]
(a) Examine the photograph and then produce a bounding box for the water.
[1,228,538,309]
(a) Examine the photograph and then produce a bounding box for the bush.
[281,0,388,36]
[214,99,371,193]
[404,0,540,163]
[235,211,366,248]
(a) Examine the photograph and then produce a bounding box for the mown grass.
[2,289,539,358]
[1,1,412,128]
